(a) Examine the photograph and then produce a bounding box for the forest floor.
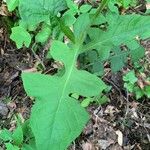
[0,0,150,150]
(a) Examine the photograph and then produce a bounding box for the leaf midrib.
[48,45,79,148]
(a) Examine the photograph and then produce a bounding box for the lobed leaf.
[22,41,106,150]
[85,14,150,52]
[10,26,31,49]
[81,13,150,72]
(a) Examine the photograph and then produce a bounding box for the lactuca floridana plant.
[2,0,150,149]
[22,39,107,150]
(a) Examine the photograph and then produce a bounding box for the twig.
[31,43,46,70]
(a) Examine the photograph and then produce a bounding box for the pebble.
[0,102,9,119]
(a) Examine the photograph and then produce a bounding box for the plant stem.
[94,0,110,19]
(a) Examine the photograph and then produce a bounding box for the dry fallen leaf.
[116,130,123,146]
[130,101,139,109]
[137,79,144,89]
[22,68,37,73]
[104,105,119,116]
[146,3,150,10]
[131,108,139,119]
[98,139,114,149]
[0,4,11,16]
[82,142,94,150]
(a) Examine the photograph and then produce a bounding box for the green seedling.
[123,70,150,100]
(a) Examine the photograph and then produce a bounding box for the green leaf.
[124,82,134,92]
[87,50,98,62]
[6,0,19,11]
[90,13,107,25]
[19,20,37,31]
[108,1,119,13]
[0,129,12,142]
[81,98,92,107]
[94,95,109,105]
[144,86,150,98]
[12,120,23,146]
[65,0,78,15]
[5,143,19,150]
[71,93,79,99]
[74,13,90,42]
[22,144,34,150]
[95,13,150,46]
[80,4,92,13]
[22,139,36,150]
[60,13,90,43]
[110,47,128,72]
[83,14,150,68]
[10,26,31,49]
[22,120,33,138]
[22,41,106,150]
[130,46,145,62]
[122,0,137,8]
[61,13,76,26]
[35,23,51,43]
[92,61,104,76]
[123,71,138,84]
[123,71,138,93]
[134,86,144,100]
[19,0,67,25]
[109,0,137,9]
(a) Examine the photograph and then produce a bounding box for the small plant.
[0,116,32,150]
[1,0,150,149]
[123,70,150,100]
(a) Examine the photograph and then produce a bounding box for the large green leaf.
[80,13,149,73]
[84,14,150,52]
[22,41,106,150]
[19,0,67,25]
